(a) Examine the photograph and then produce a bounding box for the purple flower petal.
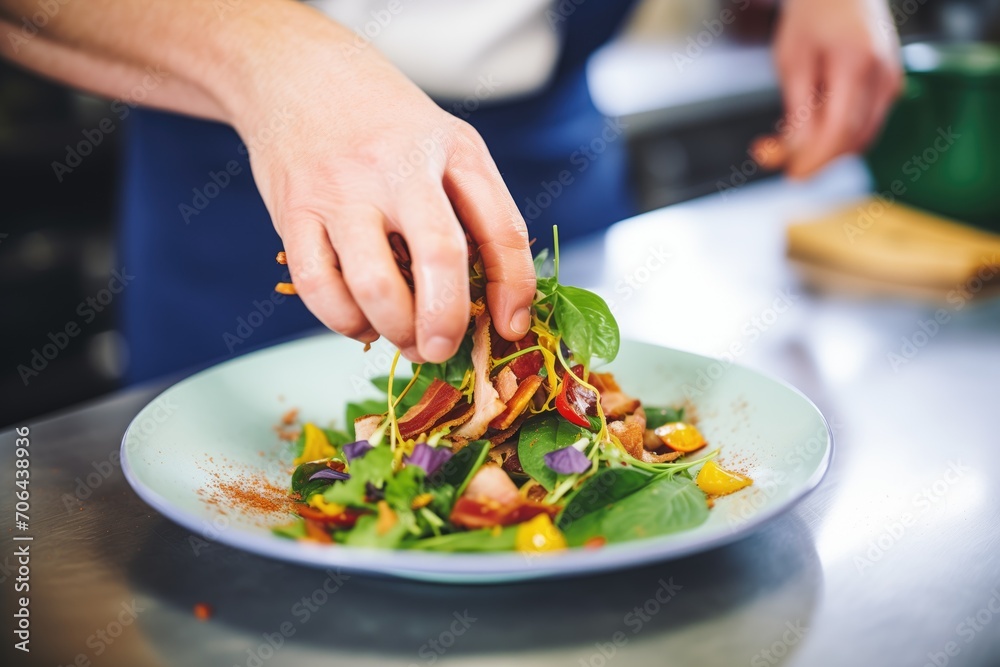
[308,469,351,482]
[405,442,454,477]
[343,440,373,462]
[544,446,590,475]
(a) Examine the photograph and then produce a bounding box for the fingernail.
[423,336,455,363]
[510,308,531,335]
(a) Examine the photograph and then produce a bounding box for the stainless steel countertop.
[4,158,999,667]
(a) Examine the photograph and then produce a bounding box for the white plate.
[121,334,831,583]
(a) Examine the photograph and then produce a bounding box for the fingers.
[281,215,377,342]
[327,205,421,360]
[775,47,821,178]
[395,183,472,363]
[444,125,536,342]
[788,53,868,179]
[857,63,903,151]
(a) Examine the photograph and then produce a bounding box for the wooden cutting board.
[787,199,1000,301]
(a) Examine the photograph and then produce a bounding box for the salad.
[273,229,752,553]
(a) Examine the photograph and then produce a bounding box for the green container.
[866,42,1000,232]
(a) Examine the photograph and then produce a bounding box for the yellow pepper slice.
[696,460,753,496]
[294,422,336,465]
[654,422,706,453]
[515,514,567,553]
[307,494,348,517]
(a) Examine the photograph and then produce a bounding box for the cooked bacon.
[490,374,543,431]
[487,411,530,445]
[508,349,543,380]
[354,414,383,442]
[451,466,561,529]
[452,309,506,440]
[494,366,518,403]
[396,379,463,440]
[591,372,641,419]
[609,412,682,463]
[450,496,560,529]
[463,464,519,505]
[429,401,474,433]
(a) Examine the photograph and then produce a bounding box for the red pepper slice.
[295,505,367,527]
[556,364,597,428]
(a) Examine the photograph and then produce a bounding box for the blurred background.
[1,0,997,427]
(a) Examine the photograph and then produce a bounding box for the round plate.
[121,334,832,583]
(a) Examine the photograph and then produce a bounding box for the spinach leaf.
[418,334,474,387]
[291,461,328,493]
[292,429,307,459]
[322,445,393,507]
[551,285,619,367]
[517,414,590,491]
[557,466,655,529]
[406,526,518,552]
[533,248,551,277]
[561,475,709,546]
[384,465,425,513]
[644,406,685,430]
[426,483,457,518]
[431,440,489,496]
[322,428,352,448]
[345,399,386,440]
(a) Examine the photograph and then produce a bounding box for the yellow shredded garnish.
[307,495,347,516]
[411,493,434,510]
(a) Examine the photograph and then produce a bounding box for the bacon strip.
[489,374,543,431]
[453,309,506,440]
[397,379,463,441]
[429,401,474,433]
[494,366,518,403]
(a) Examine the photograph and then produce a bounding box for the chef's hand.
[765,0,903,178]
[234,8,534,364]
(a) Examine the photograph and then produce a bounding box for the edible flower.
[543,445,591,475]
[308,469,350,482]
[404,442,453,476]
[343,439,373,462]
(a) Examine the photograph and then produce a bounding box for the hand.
[768,0,903,178]
[227,4,536,364]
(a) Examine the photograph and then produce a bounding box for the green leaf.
[561,475,709,546]
[345,399,386,440]
[644,406,685,430]
[271,518,307,540]
[344,513,407,548]
[384,465,425,513]
[431,440,489,497]
[557,466,655,529]
[517,414,590,491]
[322,428,353,448]
[322,444,393,507]
[406,526,518,552]
[533,248,550,277]
[426,483,457,518]
[418,334,474,388]
[292,429,307,459]
[551,285,619,367]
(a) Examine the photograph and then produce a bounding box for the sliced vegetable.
[696,460,753,496]
[293,422,336,466]
[654,422,707,453]
[555,364,597,428]
[515,514,567,553]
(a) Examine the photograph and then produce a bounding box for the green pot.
[866,42,1000,232]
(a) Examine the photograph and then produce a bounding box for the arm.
[0,0,536,362]
[764,0,903,178]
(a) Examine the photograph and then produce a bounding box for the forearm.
[0,19,225,122]
[0,0,361,130]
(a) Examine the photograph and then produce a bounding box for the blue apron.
[119,1,636,383]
